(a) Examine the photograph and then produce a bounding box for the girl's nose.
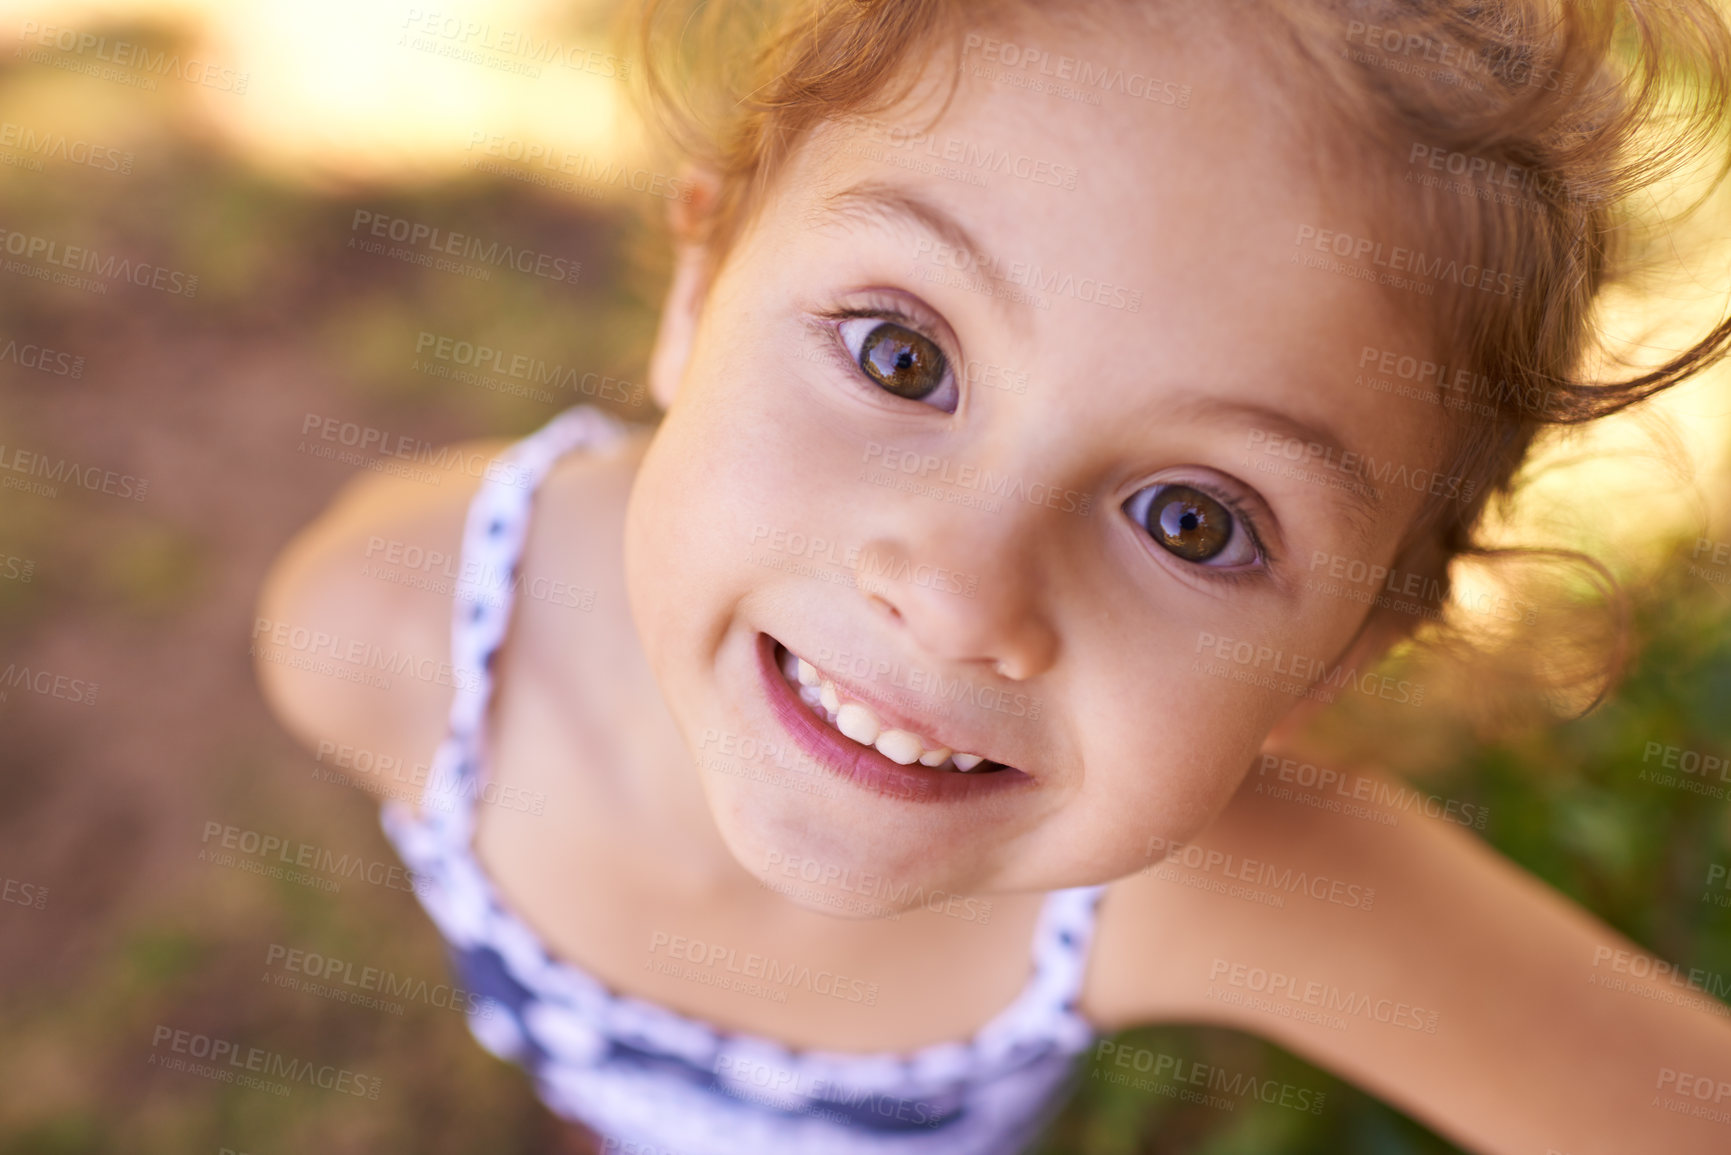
[858,543,1057,682]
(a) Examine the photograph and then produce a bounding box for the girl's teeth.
[835,703,880,746]
[778,644,994,773]
[874,729,925,766]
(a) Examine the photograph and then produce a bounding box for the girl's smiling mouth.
[754,632,1036,803]
[780,642,1000,773]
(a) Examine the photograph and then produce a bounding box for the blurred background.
[2,1,1731,1152]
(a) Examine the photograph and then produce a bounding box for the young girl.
[254,0,1731,1151]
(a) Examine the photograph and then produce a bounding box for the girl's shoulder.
[251,420,653,798]
[1082,760,1460,1034]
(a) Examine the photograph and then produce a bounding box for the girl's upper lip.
[772,634,1026,773]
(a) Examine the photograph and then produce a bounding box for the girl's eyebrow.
[1165,394,1383,554]
[813,179,1032,323]
[820,180,980,257]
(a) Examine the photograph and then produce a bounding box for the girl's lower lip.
[753,631,1034,805]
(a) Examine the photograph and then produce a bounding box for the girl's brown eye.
[858,321,946,400]
[1144,484,1234,562]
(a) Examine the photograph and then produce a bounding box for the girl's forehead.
[779,23,1353,290]
[773,65,1418,377]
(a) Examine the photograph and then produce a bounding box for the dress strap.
[415,404,635,840]
[1024,883,1111,1050]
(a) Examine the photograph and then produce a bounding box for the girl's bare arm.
[1086,761,1731,1155]
[251,439,509,789]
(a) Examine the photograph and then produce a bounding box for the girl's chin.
[715,808,977,905]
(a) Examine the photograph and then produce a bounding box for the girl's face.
[623,18,1446,908]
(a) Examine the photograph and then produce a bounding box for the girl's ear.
[648,165,721,412]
